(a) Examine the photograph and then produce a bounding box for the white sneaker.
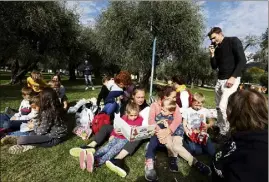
[92,87,95,90]
[85,87,89,90]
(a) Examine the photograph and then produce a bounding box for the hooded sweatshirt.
[212,130,268,182]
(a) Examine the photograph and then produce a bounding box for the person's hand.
[10,116,16,120]
[209,45,215,57]
[156,128,170,141]
[159,137,167,144]
[109,136,114,141]
[226,77,235,88]
[114,129,123,135]
[27,120,34,129]
[193,129,199,134]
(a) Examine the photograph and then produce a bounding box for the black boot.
[168,157,179,172]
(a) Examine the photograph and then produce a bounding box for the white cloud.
[215,2,268,39]
[66,1,106,28]
[203,2,268,53]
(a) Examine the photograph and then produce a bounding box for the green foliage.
[260,73,268,87]
[94,1,204,84]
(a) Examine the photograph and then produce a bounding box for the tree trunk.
[139,69,151,90]
[10,61,38,85]
[200,79,205,87]
[10,59,19,84]
[68,63,76,81]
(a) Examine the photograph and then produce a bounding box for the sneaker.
[106,159,127,178]
[1,136,17,145]
[8,145,35,154]
[145,159,158,181]
[168,157,179,172]
[92,87,95,91]
[79,150,87,170]
[85,87,89,90]
[69,147,95,158]
[86,151,94,173]
[193,160,212,176]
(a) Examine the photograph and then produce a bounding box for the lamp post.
[149,37,157,98]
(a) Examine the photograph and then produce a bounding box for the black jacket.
[97,85,110,107]
[210,37,247,80]
[82,63,93,75]
[212,130,268,182]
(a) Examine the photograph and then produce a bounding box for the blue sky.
[67,1,268,53]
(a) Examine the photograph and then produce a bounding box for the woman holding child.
[144,86,211,181]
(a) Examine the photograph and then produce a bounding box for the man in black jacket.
[208,27,246,142]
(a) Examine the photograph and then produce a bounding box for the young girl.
[27,70,48,93]
[79,102,143,174]
[8,87,68,154]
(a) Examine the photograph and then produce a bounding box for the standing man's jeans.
[84,74,93,87]
[214,77,240,135]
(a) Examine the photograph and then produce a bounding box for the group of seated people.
[0,70,268,182]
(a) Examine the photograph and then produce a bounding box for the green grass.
[1,72,215,182]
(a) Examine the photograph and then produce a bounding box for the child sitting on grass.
[27,70,48,93]
[7,87,68,154]
[1,95,40,141]
[79,102,143,176]
[0,87,33,131]
[182,92,215,157]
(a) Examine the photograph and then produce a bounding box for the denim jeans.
[183,135,216,157]
[102,102,119,115]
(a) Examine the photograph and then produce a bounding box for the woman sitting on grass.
[70,86,149,177]
[211,89,268,182]
[51,73,66,99]
[7,87,68,154]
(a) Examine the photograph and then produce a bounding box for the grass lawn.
[1,72,216,182]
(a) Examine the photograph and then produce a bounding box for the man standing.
[83,60,94,90]
[208,27,246,142]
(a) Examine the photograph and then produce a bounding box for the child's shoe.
[86,151,94,173]
[192,159,212,176]
[69,147,95,158]
[106,159,127,178]
[79,150,87,170]
[1,136,17,145]
[8,145,35,154]
[145,159,158,181]
[168,157,179,172]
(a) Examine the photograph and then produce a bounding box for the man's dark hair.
[207,27,222,37]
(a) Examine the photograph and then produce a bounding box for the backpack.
[91,112,110,134]
[176,89,193,108]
